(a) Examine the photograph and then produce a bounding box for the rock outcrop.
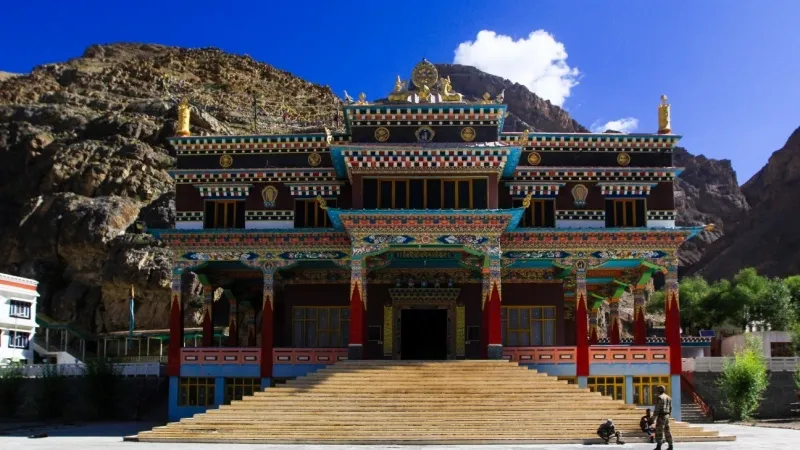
[691,127,800,279]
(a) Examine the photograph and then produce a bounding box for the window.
[513,198,555,228]
[557,376,577,385]
[363,178,488,210]
[294,199,336,228]
[501,306,556,346]
[225,377,261,404]
[633,376,671,405]
[292,307,350,348]
[9,300,31,319]
[605,199,645,227]
[179,377,216,407]
[588,376,626,401]
[204,200,245,229]
[8,331,29,349]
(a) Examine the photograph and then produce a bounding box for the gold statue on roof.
[324,127,333,145]
[439,76,463,102]
[480,92,494,104]
[411,59,439,88]
[355,92,369,105]
[176,97,191,136]
[388,75,409,102]
[658,94,671,134]
[419,84,431,103]
[519,128,530,147]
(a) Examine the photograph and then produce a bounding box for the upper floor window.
[363,178,488,210]
[8,331,30,349]
[9,300,31,319]
[204,200,245,229]
[501,306,556,346]
[292,306,350,348]
[295,199,336,228]
[513,198,555,228]
[605,199,645,227]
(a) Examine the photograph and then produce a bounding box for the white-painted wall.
[175,221,203,230]
[245,220,294,230]
[647,220,676,228]
[0,274,39,365]
[555,219,605,228]
[721,331,791,357]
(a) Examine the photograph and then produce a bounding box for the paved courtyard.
[0,422,796,450]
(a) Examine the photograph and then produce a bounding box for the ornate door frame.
[384,288,463,360]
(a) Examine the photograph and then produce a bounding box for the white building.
[0,273,39,365]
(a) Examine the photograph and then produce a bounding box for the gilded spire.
[176,97,191,137]
[658,94,671,134]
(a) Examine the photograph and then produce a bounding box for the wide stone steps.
[131,360,734,444]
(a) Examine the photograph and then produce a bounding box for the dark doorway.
[401,309,447,360]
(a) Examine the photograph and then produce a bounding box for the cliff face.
[0,43,759,333]
[0,43,339,333]
[692,127,800,279]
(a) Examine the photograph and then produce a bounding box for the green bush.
[37,364,68,419]
[793,366,800,391]
[0,363,25,417]
[83,358,122,419]
[717,336,769,421]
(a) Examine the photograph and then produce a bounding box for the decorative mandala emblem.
[415,126,435,143]
[571,184,588,208]
[219,154,233,168]
[262,185,278,208]
[527,151,541,165]
[411,59,439,88]
[460,127,476,142]
[617,152,631,166]
[308,151,322,167]
[374,127,390,142]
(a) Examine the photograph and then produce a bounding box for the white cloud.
[590,117,639,133]
[453,30,580,107]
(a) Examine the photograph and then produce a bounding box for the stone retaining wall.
[690,371,797,420]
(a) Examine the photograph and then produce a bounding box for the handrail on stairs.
[680,374,713,421]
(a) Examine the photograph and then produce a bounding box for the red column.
[666,265,682,374]
[633,288,647,345]
[260,271,274,378]
[202,285,214,347]
[167,273,183,377]
[349,281,365,358]
[576,292,589,377]
[486,283,502,345]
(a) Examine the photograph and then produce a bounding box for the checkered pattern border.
[343,149,507,171]
[176,211,204,222]
[171,134,350,152]
[508,183,565,198]
[514,167,678,182]
[288,184,341,198]
[174,169,337,184]
[556,210,605,220]
[245,210,294,220]
[346,106,503,127]
[598,182,656,197]
[196,184,252,199]
[500,133,679,151]
[647,210,677,220]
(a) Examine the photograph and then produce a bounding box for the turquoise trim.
[589,363,671,376]
[330,145,348,179]
[625,376,634,404]
[502,146,522,178]
[671,374,682,421]
[578,376,588,388]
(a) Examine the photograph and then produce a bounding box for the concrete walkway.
[0,422,796,449]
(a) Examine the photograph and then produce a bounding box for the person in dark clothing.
[640,408,655,443]
[597,419,625,445]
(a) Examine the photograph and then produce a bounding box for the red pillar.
[667,292,682,374]
[486,283,502,345]
[167,275,183,377]
[260,275,273,378]
[576,292,589,377]
[202,285,213,347]
[349,281,365,358]
[633,289,647,345]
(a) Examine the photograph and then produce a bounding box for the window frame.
[632,375,671,406]
[294,199,337,228]
[224,377,261,404]
[178,377,216,407]
[204,199,246,229]
[365,177,489,210]
[587,376,626,401]
[292,306,350,348]
[607,199,645,227]
[9,300,32,319]
[501,306,557,347]
[513,198,556,228]
[7,331,30,349]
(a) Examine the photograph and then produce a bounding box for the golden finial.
[522,192,533,209]
[388,76,409,102]
[658,94,671,134]
[324,127,333,145]
[355,92,369,105]
[480,92,493,104]
[176,97,191,137]
[316,195,328,210]
[419,84,431,103]
[519,129,530,147]
[395,75,403,92]
[440,76,463,102]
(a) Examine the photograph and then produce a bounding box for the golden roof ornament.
[658,94,672,134]
[324,127,333,145]
[388,75,409,102]
[522,192,534,209]
[411,59,439,88]
[519,129,530,147]
[355,92,369,105]
[439,76,463,102]
[316,195,328,210]
[176,97,191,137]
[419,84,431,103]
[480,92,494,104]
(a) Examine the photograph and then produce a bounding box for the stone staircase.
[681,402,713,424]
[132,360,734,444]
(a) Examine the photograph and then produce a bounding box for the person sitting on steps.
[597,419,625,445]
[640,408,656,443]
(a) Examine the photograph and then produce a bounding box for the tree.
[717,335,769,421]
[784,275,800,318]
[675,276,713,333]
[754,278,795,331]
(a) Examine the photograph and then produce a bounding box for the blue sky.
[2,0,799,184]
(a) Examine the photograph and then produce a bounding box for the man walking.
[653,385,673,450]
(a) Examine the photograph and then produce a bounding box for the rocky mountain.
[0,43,753,334]
[690,127,800,279]
[0,43,339,333]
